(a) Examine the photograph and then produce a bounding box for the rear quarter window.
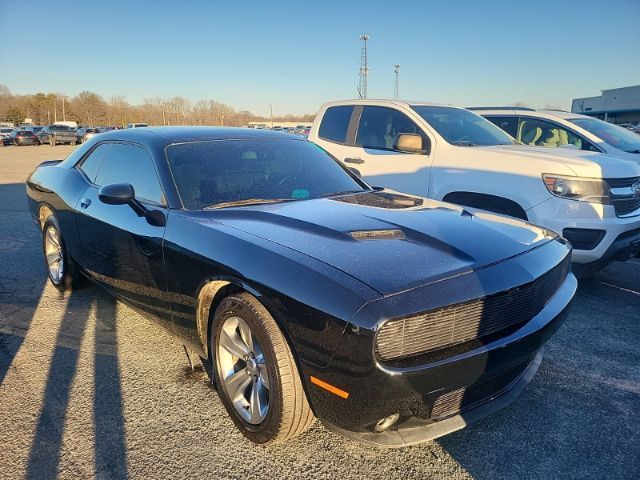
[318,106,354,143]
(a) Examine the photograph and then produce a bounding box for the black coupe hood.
[205,191,556,295]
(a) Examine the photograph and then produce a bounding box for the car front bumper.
[301,241,576,447]
[527,198,640,264]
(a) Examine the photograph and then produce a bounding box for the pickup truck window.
[484,116,518,138]
[412,106,514,147]
[318,106,353,143]
[355,106,422,150]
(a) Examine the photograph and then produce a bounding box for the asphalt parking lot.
[0,145,638,480]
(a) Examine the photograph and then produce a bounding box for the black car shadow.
[0,183,128,478]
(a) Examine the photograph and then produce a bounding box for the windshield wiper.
[452,140,476,146]
[203,198,293,210]
[625,149,640,154]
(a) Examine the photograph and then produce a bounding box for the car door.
[337,106,432,197]
[75,141,172,324]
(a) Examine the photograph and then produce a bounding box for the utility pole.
[62,96,66,121]
[269,105,273,128]
[393,64,400,99]
[358,34,370,99]
[53,98,57,123]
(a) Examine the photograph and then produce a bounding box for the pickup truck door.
[74,141,172,326]
[321,106,433,197]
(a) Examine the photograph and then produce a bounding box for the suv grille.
[607,177,640,217]
[375,257,569,362]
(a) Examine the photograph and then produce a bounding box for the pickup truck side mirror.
[393,133,425,154]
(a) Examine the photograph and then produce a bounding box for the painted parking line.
[595,281,640,296]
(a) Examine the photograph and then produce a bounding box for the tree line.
[0,85,315,127]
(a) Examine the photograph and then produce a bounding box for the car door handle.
[344,157,364,164]
[80,198,91,209]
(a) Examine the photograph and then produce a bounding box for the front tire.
[41,215,83,291]
[212,292,315,444]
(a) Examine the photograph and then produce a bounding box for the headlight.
[542,174,611,204]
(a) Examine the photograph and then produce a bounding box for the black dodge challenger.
[26,127,576,447]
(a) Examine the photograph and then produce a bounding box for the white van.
[309,99,640,273]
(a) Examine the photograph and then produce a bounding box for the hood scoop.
[350,229,406,241]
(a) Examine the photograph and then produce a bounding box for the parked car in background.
[0,127,14,143]
[310,100,640,274]
[126,123,149,128]
[26,126,576,446]
[76,127,101,143]
[9,130,41,146]
[25,126,44,135]
[618,123,640,134]
[471,107,640,164]
[37,125,77,145]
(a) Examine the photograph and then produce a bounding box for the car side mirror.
[393,133,425,154]
[98,182,147,215]
[98,183,136,206]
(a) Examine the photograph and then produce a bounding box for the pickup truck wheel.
[212,292,315,444]
[41,215,84,291]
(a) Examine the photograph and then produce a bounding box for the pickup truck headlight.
[542,174,611,204]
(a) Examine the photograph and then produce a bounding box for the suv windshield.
[412,106,515,146]
[166,138,368,210]
[569,117,640,153]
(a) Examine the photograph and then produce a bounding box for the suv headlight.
[542,174,611,204]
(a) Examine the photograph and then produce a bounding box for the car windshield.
[411,106,515,146]
[166,138,369,210]
[569,117,640,153]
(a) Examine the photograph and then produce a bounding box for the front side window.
[318,106,353,143]
[412,106,514,146]
[356,106,423,150]
[78,143,112,182]
[94,143,164,204]
[518,118,598,151]
[569,117,640,153]
[166,138,367,210]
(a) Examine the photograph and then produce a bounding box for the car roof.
[320,99,466,110]
[96,126,302,144]
[471,107,588,121]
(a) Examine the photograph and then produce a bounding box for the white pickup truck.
[309,99,640,274]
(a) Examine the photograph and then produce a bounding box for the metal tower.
[393,64,400,99]
[358,34,370,99]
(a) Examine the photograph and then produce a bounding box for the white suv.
[473,107,640,164]
[309,100,640,274]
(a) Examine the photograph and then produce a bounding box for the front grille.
[375,257,569,362]
[607,177,640,217]
[430,360,531,419]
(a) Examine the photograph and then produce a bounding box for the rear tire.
[212,292,315,444]
[41,215,84,291]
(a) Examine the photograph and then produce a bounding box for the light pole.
[393,64,400,99]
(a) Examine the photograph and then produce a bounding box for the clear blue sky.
[2,0,639,116]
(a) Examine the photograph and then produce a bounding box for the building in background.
[572,85,640,124]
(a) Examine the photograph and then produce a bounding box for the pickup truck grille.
[375,257,570,363]
[607,177,640,217]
